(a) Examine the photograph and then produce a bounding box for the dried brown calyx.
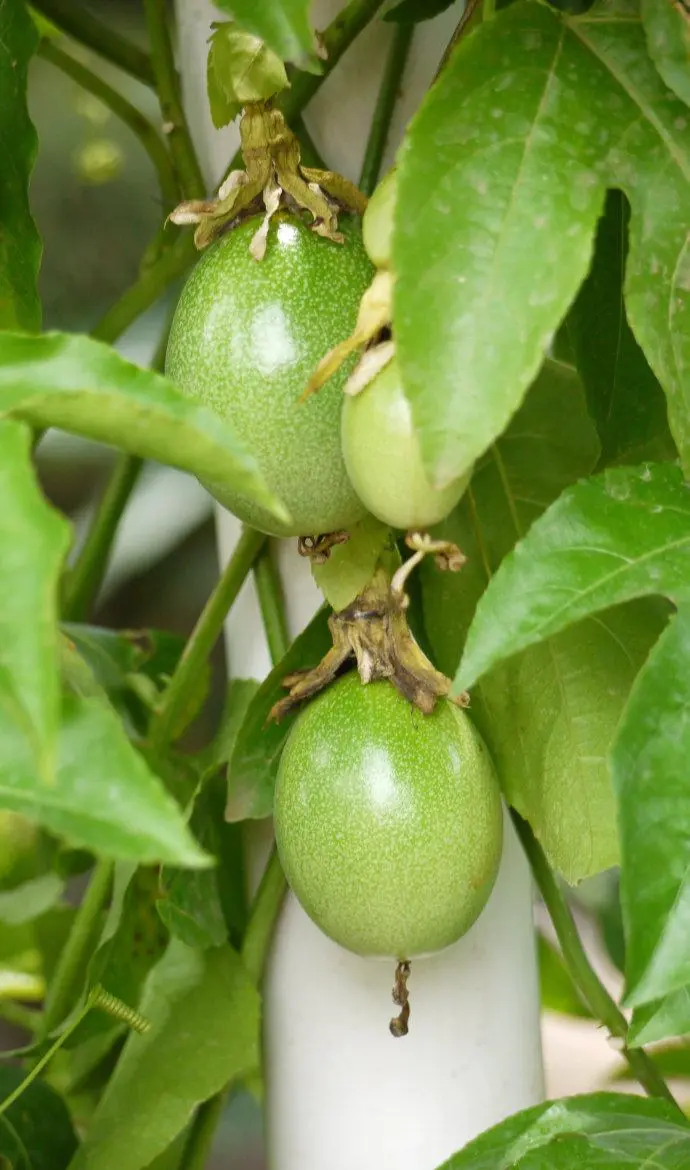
[169,102,367,259]
[270,533,468,722]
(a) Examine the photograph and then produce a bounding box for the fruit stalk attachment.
[169,102,367,258]
[271,538,468,721]
[390,960,411,1038]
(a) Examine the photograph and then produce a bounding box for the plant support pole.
[177,3,545,1166]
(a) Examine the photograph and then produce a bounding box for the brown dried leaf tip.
[169,103,367,258]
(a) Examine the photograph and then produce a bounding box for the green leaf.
[610,1041,690,1081]
[207,23,289,129]
[202,679,259,777]
[0,0,41,330]
[393,0,690,487]
[213,0,320,71]
[71,940,260,1170]
[436,1093,689,1169]
[538,935,592,1019]
[0,873,63,925]
[0,332,288,525]
[613,605,690,1009]
[0,1066,77,1170]
[158,774,245,950]
[456,462,690,694]
[642,0,690,108]
[69,866,169,1050]
[0,420,70,786]
[226,607,332,821]
[311,515,391,612]
[0,691,210,867]
[628,986,690,1047]
[566,189,676,467]
[424,358,648,881]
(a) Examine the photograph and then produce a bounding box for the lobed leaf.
[394,0,690,487]
[456,462,690,694]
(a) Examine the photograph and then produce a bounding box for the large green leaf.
[566,189,676,467]
[0,0,41,330]
[0,691,209,867]
[456,462,690,693]
[71,940,260,1170]
[226,607,332,820]
[642,0,690,107]
[437,1093,689,1169]
[627,986,690,1047]
[612,606,690,1010]
[0,420,70,786]
[213,0,320,70]
[0,1066,77,1170]
[393,0,690,487]
[424,359,654,880]
[0,332,287,524]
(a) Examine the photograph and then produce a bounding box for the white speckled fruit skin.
[274,674,503,958]
[342,358,470,529]
[165,214,373,536]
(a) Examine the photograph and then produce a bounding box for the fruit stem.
[512,811,684,1114]
[389,960,411,1037]
[31,0,156,87]
[143,0,205,200]
[359,23,414,197]
[149,527,266,752]
[37,39,179,210]
[254,544,291,666]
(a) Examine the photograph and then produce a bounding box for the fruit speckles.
[166,214,374,536]
[274,673,503,958]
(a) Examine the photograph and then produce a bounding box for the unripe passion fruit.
[341,358,470,529]
[166,215,373,536]
[362,169,397,269]
[274,673,503,958]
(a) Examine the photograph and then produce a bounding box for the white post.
[175,6,545,1167]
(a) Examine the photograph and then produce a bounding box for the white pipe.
[175,6,545,1166]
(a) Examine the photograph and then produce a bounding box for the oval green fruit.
[362,169,397,269]
[274,673,503,958]
[166,215,373,536]
[341,358,470,529]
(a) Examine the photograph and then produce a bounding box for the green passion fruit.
[274,673,503,958]
[362,169,397,270]
[341,358,470,530]
[166,215,374,537]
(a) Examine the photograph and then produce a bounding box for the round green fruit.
[362,169,397,269]
[274,673,503,958]
[165,215,374,537]
[341,358,470,529]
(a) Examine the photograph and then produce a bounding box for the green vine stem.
[62,454,143,622]
[37,39,178,209]
[143,0,205,200]
[254,546,291,666]
[241,847,288,985]
[511,812,684,1115]
[148,527,266,752]
[280,0,388,124]
[31,0,155,87]
[40,859,114,1039]
[359,23,414,196]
